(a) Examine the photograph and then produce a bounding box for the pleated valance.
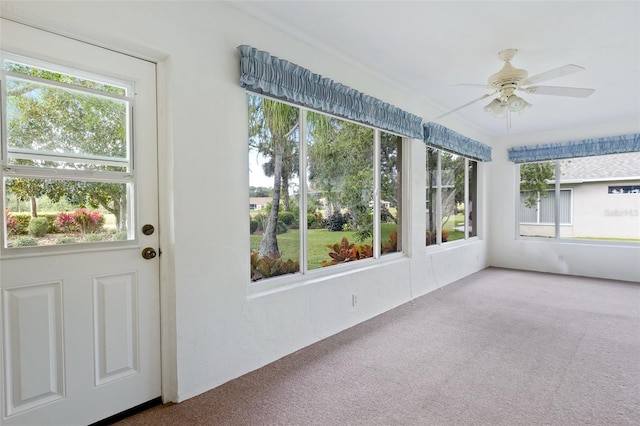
[507,133,640,163]
[237,45,423,139]
[423,122,492,162]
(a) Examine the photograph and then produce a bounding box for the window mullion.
[0,76,6,162]
[373,130,381,258]
[464,158,469,239]
[554,160,561,238]
[299,108,308,273]
[436,151,442,244]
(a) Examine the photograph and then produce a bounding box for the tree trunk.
[115,199,125,232]
[30,196,38,217]
[282,174,290,211]
[259,142,283,257]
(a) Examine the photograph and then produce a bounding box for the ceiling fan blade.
[523,64,585,85]
[434,92,495,119]
[452,83,491,89]
[520,85,595,97]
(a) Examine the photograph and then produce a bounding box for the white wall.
[0,1,490,403]
[489,118,640,283]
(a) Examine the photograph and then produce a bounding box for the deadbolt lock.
[142,224,155,235]
[142,247,157,259]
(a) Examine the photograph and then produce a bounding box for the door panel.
[0,19,160,426]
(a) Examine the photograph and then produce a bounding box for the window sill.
[425,236,482,252]
[247,252,407,300]
[516,236,640,248]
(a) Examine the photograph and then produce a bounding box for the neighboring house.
[249,197,272,210]
[519,152,640,239]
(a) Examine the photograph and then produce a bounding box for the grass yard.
[251,223,398,270]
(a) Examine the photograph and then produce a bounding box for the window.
[2,53,134,248]
[425,147,478,246]
[520,189,572,224]
[518,152,640,241]
[249,95,403,282]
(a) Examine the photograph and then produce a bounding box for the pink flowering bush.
[5,209,22,236]
[55,209,105,234]
[54,212,76,232]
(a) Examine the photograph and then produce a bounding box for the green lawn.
[251,223,398,270]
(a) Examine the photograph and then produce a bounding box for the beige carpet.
[116,267,640,425]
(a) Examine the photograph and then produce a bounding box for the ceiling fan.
[436,48,595,128]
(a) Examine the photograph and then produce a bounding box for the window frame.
[425,147,479,247]
[248,93,408,289]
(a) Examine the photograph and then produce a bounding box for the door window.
[2,53,135,248]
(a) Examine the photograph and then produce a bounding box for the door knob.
[142,224,155,235]
[141,247,157,259]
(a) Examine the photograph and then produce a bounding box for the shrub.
[381,231,398,254]
[352,213,373,242]
[250,251,300,281]
[73,209,105,234]
[82,233,107,242]
[12,236,38,247]
[28,217,49,237]
[11,213,31,234]
[326,212,346,232]
[307,213,317,227]
[278,211,295,226]
[5,209,22,236]
[276,220,288,234]
[250,219,259,234]
[254,213,267,231]
[426,230,449,245]
[55,212,76,233]
[37,213,59,232]
[54,209,105,234]
[55,236,77,245]
[322,236,373,267]
[113,231,128,241]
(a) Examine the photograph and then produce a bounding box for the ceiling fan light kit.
[437,48,595,130]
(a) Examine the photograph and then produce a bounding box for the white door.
[0,20,161,425]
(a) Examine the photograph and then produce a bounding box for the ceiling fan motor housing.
[488,61,529,87]
[488,50,529,103]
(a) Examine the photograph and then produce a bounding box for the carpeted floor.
[116,267,640,425]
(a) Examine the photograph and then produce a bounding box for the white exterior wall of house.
[566,181,640,239]
[1,0,637,411]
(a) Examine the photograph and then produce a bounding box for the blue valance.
[507,133,640,163]
[237,45,423,139]
[423,122,492,162]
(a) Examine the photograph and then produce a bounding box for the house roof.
[560,152,640,181]
[249,197,272,205]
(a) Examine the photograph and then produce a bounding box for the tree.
[440,154,464,229]
[307,112,374,232]
[520,162,555,208]
[4,178,46,217]
[380,133,400,224]
[248,96,299,257]
[249,186,272,197]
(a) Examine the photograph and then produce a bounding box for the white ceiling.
[230,1,640,137]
